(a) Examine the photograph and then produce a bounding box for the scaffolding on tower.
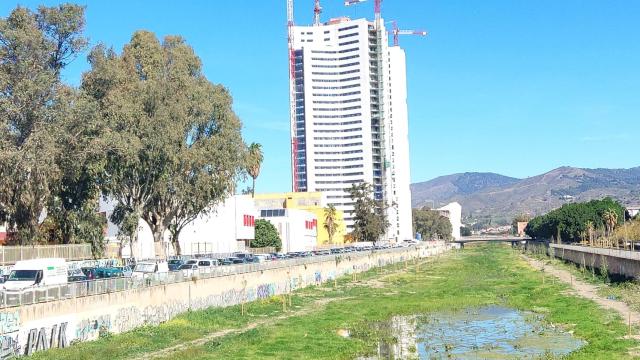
[287,0,299,192]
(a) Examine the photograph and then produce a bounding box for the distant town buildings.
[515,222,529,237]
[627,205,640,218]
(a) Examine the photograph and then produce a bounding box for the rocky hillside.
[411,166,640,222]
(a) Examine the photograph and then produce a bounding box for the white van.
[132,260,169,281]
[2,258,68,291]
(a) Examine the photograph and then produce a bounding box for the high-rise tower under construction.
[288,2,414,241]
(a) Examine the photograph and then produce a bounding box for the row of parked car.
[67,265,133,282]
[0,242,418,290]
[167,244,412,276]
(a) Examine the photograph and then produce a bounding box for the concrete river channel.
[358,306,584,359]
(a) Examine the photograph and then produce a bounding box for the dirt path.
[524,255,640,326]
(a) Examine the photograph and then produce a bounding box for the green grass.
[35,244,639,359]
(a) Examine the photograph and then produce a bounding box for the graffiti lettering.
[256,284,275,299]
[25,322,66,355]
[0,313,19,334]
[75,315,111,341]
[0,334,20,360]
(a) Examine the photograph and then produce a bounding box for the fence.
[246,247,276,254]
[0,244,93,266]
[0,245,423,308]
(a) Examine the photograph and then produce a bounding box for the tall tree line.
[0,5,248,256]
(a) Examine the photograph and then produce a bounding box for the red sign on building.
[243,215,255,227]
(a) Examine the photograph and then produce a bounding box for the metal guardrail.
[0,244,93,266]
[0,245,425,309]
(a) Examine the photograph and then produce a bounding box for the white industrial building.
[177,196,257,255]
[100,195,257,258]
[288,9,413,242]
[436,202,462,240]
[258,208,317,253]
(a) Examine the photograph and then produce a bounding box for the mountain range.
[410,166,640,223]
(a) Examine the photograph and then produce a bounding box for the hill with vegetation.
[411,166,640,225]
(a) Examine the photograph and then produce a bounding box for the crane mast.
[313,0,322,26]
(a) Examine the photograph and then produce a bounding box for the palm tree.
[246,143,263,197]
[585,221,594,247]
[323,205,340,244]
[602,209,618,247]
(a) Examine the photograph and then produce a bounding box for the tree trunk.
[252,177,256,198]
[118,240,124,259]
[129,237,134,259]
[173,236,182,256]
[152,224,167,258]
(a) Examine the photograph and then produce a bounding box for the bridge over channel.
[452,236,531,247]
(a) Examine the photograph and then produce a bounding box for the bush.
[251,219,282,251]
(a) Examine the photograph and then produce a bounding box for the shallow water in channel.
[357,306,585,359]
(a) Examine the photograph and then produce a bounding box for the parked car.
[253,254,270,263]
[179,264,199,278]
[220,258,235,266]
[68,269,88,282]
[168,259,185,271]
[230,257,246,264]
[197,259,217,268]
[81,267,98,280]
[116,265,133,277]
[95,267,126,278]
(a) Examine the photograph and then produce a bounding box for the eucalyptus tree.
[0,5,88,244]
[82,31,244,256]
[348,183,389,243]
[47,89,107,256]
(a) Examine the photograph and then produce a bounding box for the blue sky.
[2,1,639,192]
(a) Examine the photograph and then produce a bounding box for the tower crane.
[313,0,322,26]
[391,20,427,46]
[345,0,381,23]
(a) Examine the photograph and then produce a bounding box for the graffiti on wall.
[24,322,67,355]
[0,313,19,335]
[256,283,275,299]
[75,315,111,342]
[0,334,20,359]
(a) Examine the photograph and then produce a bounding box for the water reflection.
[357,306,585,359]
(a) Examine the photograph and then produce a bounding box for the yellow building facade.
[253,192,346,245]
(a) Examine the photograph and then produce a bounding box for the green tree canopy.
[0,4,88,244]
[252,219,282,251]
[348,183,389,243]
[82,31,245,256]
[412,207,452,240]
[525,198,625,243]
